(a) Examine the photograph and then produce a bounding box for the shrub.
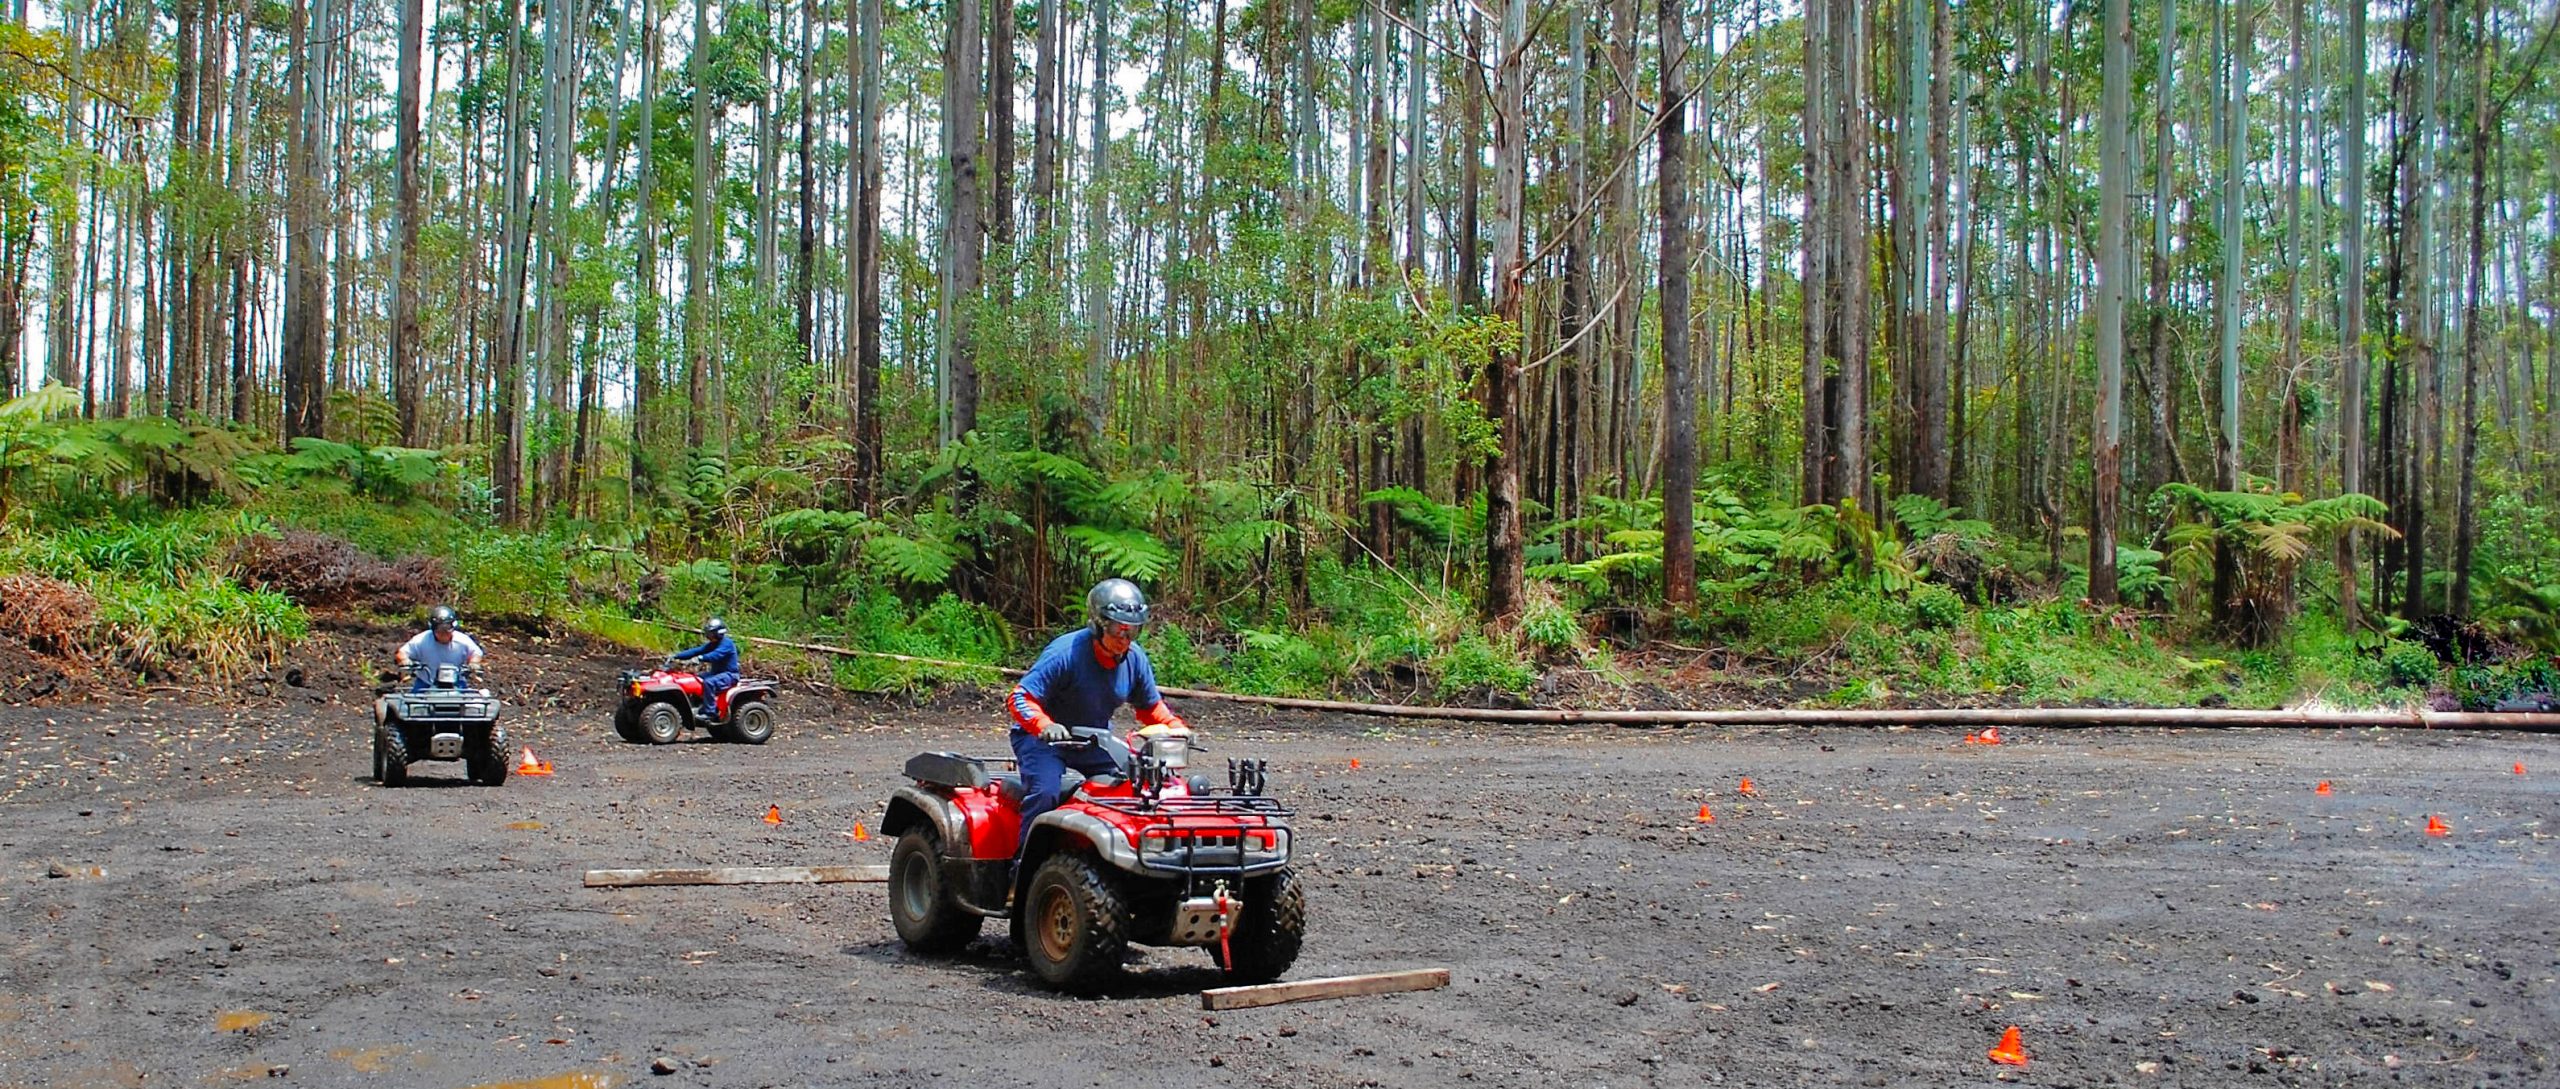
[1911,585,1964,630]
[0,574,97,657]
[1433,634,1536,699]
[2381,640,2440,689]
[91,572,307,681]
[228,529,449,610]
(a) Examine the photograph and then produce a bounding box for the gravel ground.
[1,625,2555,1088]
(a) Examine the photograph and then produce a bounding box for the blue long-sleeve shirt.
[1008,628,1162,733]
[674,634,740,675]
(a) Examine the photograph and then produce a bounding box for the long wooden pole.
[694,626,2560,732]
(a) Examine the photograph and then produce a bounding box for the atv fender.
[1020,809,1142,879]
[881,787,973,858]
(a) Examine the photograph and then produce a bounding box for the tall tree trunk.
[851,0,884,507]
[491,0,534,517]
[987,0,1016,251]
[2144,0,2183,497]
[948,0,985,442]
[2274,0,2305,495]
[1605,0,1636,495]
[1894,0,1942,501]
[44,1,83,393]
[1080,0,1111,437]
[2338,0,2366,632]
[795,0,817,357]
[1482,0,1528,623]
[1558,14,1588,560]
[686,0,717,451]
[754,0,780,295]
[2399,0,2443,623]
[535,0,583,515]
[391,0,426,445]
[633,0,663,508]
[2092,0,2132,605]
[2449,0,2488,617]
[1457,10,1484,312]
[1799,0,1832,503]
[1030,0,1061,248]
[282,0,328,441]
[1659,0,1694,604]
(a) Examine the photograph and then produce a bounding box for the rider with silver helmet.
[671,617,742,709]
[1006,579,1187,848]
[395,605,484,690]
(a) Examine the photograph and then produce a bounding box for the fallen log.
[583,865,889,888]
[1200,968,1452,1011]
[687,624,2560,732]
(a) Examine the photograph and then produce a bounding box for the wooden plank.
[583,864,890,888]
[1199,968,1451,1011]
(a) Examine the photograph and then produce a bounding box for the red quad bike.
[881,723,1304,993]
[613,657,779,745]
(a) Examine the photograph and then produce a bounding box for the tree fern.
[1062,524,1177,582]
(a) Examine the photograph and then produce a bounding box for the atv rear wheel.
[1211,867,1305,984]
[1022,852,1128,992]
[612,703,648,744]
[466,726,510,786]
[888,828,981,954]
[724,700,776,745]
[639,700,684,745]
[374,723,409,787]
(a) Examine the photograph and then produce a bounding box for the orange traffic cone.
[851,822,870,842]
[1695,803,1715,824]
[1978,726,2002,745]
[2516,762,2527,776]
[1737,776,1758,796]
[1349,758,1361,770]
[2425,814,2449,837]
[1987,1026,2029,1067]
[764,805,784,825]
[516,747,554,776]
[2315,780,2332,796]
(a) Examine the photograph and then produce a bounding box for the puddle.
[212,1010,273,1033]
[504,821,546,831]
[329,1045,418,1074]
[457,1072,624,1089]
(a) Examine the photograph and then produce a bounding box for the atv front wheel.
[889,828,981,954]
[1022,852,1128,992]
[639,701,684,745]
[724,700,776,745]
[466,726,510,786]
[374,723,409,787]
[1212,867,1305,984]
[612,703,649,744]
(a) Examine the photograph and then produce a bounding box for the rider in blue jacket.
[1005,580,1185,853]
[672,618,741,713]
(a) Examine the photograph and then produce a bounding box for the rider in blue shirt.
[1006,580,1185,851]
[672,618,741,713]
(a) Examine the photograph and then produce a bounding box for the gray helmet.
[1086,579,1150,635]
[703,617,727,638]
[429,605,458,632]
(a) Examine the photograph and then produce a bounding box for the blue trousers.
[1010,728,1121,854]
[697,671,738,712]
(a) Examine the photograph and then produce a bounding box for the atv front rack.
[1081,794,1294,881]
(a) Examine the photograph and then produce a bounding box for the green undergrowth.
[5,491,2538,710]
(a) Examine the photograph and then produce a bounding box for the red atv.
[881,723,1303,992]
[612,658,779,745]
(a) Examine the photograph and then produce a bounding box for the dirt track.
[2,625,2557,1087]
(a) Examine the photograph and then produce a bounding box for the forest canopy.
[2,0,2558,708]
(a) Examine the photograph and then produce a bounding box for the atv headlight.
[1149,736,1190,770]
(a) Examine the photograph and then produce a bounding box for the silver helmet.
[1086,579,1150,636]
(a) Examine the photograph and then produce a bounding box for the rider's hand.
[1038,719,1072,745]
